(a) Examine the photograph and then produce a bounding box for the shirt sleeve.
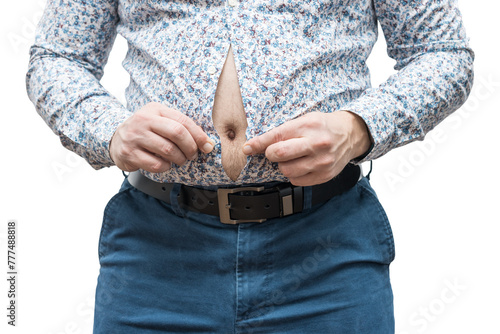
[341,0,474,163]
[26,0,132,169]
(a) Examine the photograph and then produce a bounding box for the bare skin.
[109,102,214,174]
[243,110,372,186]
[109,45,249,180]
[211,45,248,181]
[109,45,372,186]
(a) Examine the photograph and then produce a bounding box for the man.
[27,0,473,333]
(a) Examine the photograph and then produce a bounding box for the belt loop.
[169,183,185,217]
[303,186,313,211]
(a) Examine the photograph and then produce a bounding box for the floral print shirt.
[27,0,474,185]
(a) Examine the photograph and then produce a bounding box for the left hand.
[242,111,372,186]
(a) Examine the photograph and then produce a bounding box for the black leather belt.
[127,164,361,224]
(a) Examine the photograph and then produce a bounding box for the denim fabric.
[93,177,395,333]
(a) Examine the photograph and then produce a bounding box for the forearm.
[27,48,132,168]
[330,110,373,162]
[342,49,474,162]
[26,0,130,169]
[342,0,474,163]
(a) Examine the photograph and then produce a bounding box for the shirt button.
[207,65,217,75]
[228,0,238,7]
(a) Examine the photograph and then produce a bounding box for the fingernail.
[242,145,252,155]
[202,142,214,153]
[190,152,198,161]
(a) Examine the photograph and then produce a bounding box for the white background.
[1,1,499,333]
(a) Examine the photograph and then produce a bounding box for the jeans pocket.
[358,178,396,264]
[97,179,132,260]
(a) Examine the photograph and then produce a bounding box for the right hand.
[109,102,214,173]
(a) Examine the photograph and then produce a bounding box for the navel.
[211,44,248,181]
[227,129,236,140]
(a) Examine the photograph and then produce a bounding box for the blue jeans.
[93,177,395,333]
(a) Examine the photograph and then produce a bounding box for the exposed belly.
[212,45,248,181]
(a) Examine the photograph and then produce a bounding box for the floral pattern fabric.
[27,0,474,185]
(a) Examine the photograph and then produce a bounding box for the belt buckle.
[217,186,266,224]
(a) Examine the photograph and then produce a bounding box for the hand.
[242,111,372,186]
[109,102,214,173]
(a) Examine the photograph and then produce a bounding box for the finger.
[126,149,172,174]
[243,120,301,155]
[277,157,313,179]
[158,108,214,154]
[150,119,198,162]
[140,131,190,166]
[264,137,312,162]
[287,163,346,186]
[288,173,323,187]
[141,154,172,173]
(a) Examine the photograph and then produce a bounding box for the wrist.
[336,110,373,161]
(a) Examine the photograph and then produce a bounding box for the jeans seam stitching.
[98,188,133,259]
[358,182,396,262]
[234,224,241,334]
